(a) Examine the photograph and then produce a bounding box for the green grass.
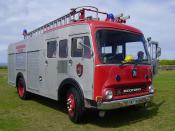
[0,69,175,131]
[159,60,175,65]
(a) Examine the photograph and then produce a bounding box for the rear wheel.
[17,77,29,100]
[66,88,84,123]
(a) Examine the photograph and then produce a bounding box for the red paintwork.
[79,9,85,20]
[93,65,152,101]
[45,20,142,34]
[16,44,26,53]
[16,44,26,49]
[86,21,151,101]
[18,80,24,97]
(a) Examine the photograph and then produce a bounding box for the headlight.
[149,85,154,93]
[104,90,113,100]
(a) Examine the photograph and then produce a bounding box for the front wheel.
[66,88,84,123]
[17,77,29,100]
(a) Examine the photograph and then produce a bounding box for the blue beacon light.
[106,13,115,22]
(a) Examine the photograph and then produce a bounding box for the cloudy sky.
[0,0,175,63]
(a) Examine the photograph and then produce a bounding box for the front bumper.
[97,94,153,110]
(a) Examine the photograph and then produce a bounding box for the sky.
[0,0,175,63]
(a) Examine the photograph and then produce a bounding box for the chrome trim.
[97,94,153,110]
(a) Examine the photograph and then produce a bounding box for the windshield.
[96,29,150,64]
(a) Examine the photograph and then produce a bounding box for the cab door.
[45,39,58,99]
[68,35,94,99]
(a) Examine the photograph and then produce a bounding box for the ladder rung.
[26,6,106,38]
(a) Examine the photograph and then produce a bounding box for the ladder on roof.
[24,6,107,38]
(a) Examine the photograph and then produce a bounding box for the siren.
[115,14,130,24]
[105,12,130,24]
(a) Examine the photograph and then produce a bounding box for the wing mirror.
[147,37,161,59]
[157,47,161,58]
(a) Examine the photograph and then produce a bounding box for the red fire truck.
[8,6,161,123]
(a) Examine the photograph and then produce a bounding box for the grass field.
[0,69,175,131]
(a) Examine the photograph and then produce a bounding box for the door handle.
[68,59,73,65]
[45,60,48,65]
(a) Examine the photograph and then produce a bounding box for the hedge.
[159,60,175,65]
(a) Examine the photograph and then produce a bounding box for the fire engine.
[8,6,161,123]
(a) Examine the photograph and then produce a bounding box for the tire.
[17,77,29,100]
[66,87,84,123]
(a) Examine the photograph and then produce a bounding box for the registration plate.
[127,99,137,105]
[126,98,147,105]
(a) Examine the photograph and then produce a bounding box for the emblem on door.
[76,63,83,77]
[132,68,137,77]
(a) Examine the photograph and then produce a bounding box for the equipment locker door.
[68,35,94,99]
[45,39,58,99]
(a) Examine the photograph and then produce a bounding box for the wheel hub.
[67,94,75,117]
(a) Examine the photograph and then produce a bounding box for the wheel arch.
[16,72,24,87]
[58,78,84,102]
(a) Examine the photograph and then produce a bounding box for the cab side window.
[47,41,57,58]
[71,38,83,57]
[59,39,68,58]
[83,36,91,58]
[71,36,91,58]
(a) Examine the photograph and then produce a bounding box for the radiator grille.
[114,84,148,96]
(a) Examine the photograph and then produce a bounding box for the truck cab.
[91,22,153,109]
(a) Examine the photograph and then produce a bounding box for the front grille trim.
[114,84,148,96]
